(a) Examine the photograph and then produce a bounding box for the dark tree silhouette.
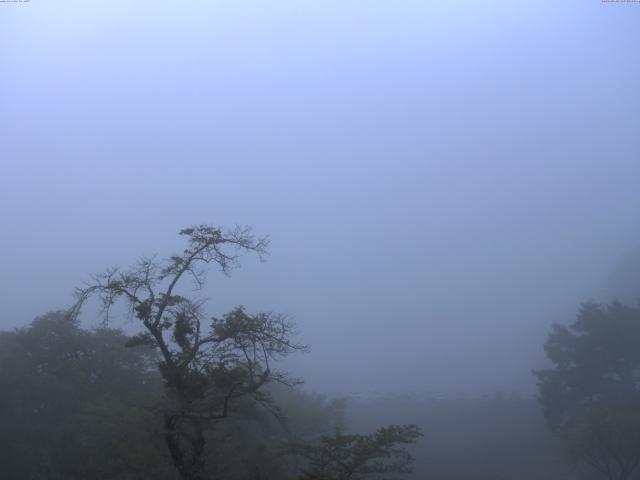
[72,225,307,480]
[0,311,170,479]
[534,301,640,480]
[290,424,422,480]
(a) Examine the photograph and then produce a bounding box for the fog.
[1,0,639,399]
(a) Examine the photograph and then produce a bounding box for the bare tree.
[72,225,307,480]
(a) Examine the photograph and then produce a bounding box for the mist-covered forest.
[1,1,640,479]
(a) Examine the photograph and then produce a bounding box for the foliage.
[344,393,590,480]
[1,225,424,480]
[534,301,640,480]
[0,312,351,480]
[271,386,346,440]
[290,425,422,480]
[72,224,306,480]
[0,311,171,480]
[182,387,346,480]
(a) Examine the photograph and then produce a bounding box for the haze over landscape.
[2,0,639,400]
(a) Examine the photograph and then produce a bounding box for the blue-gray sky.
[1,0,639,395]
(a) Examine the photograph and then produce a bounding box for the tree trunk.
[164,413,207,480]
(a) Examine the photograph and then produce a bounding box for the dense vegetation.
[0,226,421,480]
[534,301,640,480]
[0,311,417,479]
[1,225,639,479]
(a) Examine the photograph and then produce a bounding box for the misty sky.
[1,0,639,396]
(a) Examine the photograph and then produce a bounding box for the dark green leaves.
[534,301,640,479]
[290,424,422,480]
[124,332,156,348]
